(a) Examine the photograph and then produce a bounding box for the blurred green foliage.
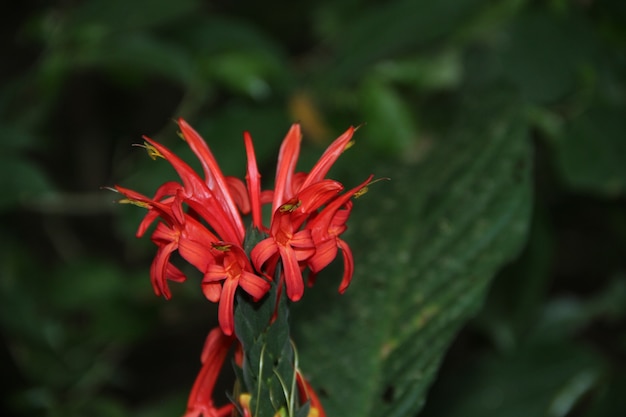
[1,0,625,416]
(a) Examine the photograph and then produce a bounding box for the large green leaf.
[293,106,531,416]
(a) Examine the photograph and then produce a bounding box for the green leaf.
[500,11,594,103]
[293,103,531,417]
[358,78,419,154]
[421,342,605,417]
[551,104,626,197]
[327,0,486,84]
[0,154,55,211]
[68,0,200,31]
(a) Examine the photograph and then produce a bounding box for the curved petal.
[278,244,305,301]
[239,271,271,300]
[203,264,227,282]
[308,237,338,273]
[250,238,278,271]
[150,241,178,299]
[337,238,354,293]
[201,281,222,303]
[185,327,234,416]
[218,277,239,336]
[225,176,250,214]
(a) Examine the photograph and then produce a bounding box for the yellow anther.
[133,142,164,160]
[354,177,390,199]
[211,242,232,252]
[279,200,301,213]
[144,143,164,160]
[118,198,151,209]
[239,393,251,410]
[354,186,369,199]
[344,139,355,151]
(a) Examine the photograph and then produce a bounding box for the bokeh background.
[2,0,626,416]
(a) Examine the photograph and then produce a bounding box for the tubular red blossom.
[115,119,372,334]
[296,371,327,417]
[142,136,243,243]
[202,244,270,336]
[178,119,247,239]
[251,202,316,301]
[305,175,374,293]
[183,327,235,417]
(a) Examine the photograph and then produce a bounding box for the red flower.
[305,175,374,293]
[183,327,235,417]
[202,243,270,336]
[296,371,327,417]
[115,118,371,327]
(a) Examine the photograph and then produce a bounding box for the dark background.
[1,0,625,416]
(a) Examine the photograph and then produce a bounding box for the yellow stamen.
[354,177,390,199]
[279,200,301,213]
[239,393,251,411]
[344,139,355,151]
[118,198,151,209]
[211,242,232,252]
[133,142,164,160]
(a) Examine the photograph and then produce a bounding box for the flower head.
[115,118,371,331]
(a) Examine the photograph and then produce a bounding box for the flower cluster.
[115,119,371,336]
[115,119,371,417]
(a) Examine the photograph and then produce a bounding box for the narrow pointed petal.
[178,119,246,239]
[244,131,264,230]
[307,174,374,235]
[273,124,302,213]
[299,126,355,191]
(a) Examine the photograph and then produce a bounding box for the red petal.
[203,264,227,282]
[278,244,305,301]
[308,237,338,273]
[250,238,278,271]
[244,131,264,230]
[225,176,250,214]
[337,238,354,293]
[178,119,245,239]
[218,277,239,336]
[201,281,222,302]
[299,126,354,191]
[239,271,271,300]
[150,241,178,299]
[273,124,301,213]
[186,327,234,415]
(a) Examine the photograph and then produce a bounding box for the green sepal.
[234,266,299,417]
